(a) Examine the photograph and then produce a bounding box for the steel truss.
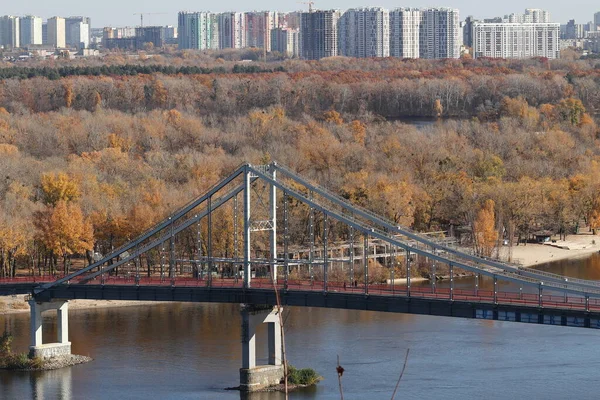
[36,162,600,310]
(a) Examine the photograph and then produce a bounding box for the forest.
[0,56,599,277]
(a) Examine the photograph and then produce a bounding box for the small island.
[0,332,91,371]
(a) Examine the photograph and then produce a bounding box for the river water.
[2,255,600,400]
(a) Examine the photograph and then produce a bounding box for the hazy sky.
[5,0,598,27]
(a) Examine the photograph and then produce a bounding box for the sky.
[4,0,598,27]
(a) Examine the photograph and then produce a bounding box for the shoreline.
[508,233,600,268]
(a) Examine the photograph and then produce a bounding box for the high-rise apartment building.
[47,17,66,48]
[0,16,20,49]
[20,16,43,46]
[271,28,299,57]
[65,17,91,49]
[300,10,340,60]
[420,8,460,59]
[472,22,560,59]
[389,8,422,58]
[339,8,389,58]
[245,11,279,51]
[178,12,219,50]
[218,12,246,49]
[595,12,600,27]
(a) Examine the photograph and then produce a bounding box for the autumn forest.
[1,55,600,277]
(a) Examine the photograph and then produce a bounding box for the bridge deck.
[3,277,600,329]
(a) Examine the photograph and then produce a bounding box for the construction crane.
[133,12,168,28]
[298,1,315,12]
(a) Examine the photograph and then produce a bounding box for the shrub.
[287,364,321,386]
[5,353,31,369]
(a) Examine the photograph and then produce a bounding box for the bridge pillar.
[240,305,284,391]
[28,300,71,359]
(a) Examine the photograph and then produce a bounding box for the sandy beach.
[505,232,600,267]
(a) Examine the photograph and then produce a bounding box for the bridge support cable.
[391,245,396,294]
[196,217,202,280]
[271,163,600,292]
[283,192,289,290]
[493,276,498,304]
[349,227,354,287]
[207,195,213,287]
[406,251,411,298]
[38,164,248,293]
[246,165,600,299]
[54,183,247,286]
[432,259,437,294]
[234,196,239,282]
[270,166,277,284]
[309,193,315,285]
[586,295,590,312]
[169,218,175,283]
[244,167,252,289]
[450,263,454,301]
[364,235,368,295]
[323,214,329,292]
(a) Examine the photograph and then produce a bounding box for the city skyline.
[2,1,596,27]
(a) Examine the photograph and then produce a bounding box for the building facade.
[20,16,43,46]
[339,8,389,58]
[0,16,20,49]
[47,17,66,48]
[300,10,341,60]
[245,11,279,51]
[472,22,560,59]
[271,27,299,57]
[420,8,460,59]
[218,12,246,49]
[65,17,91,49]
[135,26,165,48]
[178,12,219,50]
[389,8,422,58]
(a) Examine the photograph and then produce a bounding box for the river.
[2,255,600,399]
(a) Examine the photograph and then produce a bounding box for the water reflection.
[31,368,71,400]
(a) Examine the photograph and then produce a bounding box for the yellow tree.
[40,172,80,206]
[36,201,94,275]
[433,98,443,118]
[473,199,498,257]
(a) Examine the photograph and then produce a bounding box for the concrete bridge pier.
[28,299,71,359]
[239,304,284,392]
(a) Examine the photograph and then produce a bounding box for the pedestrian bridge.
[3,162,600,390]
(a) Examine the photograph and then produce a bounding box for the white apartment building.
[0,16,20,49]
[472,22,560,59]
[389,8,421,58]
[47,17,66,48]
[20,16,43,46]
[339,8,389,58]
[218,12,246,49]
[420,8,460,59]
[178,12,219,50]
[65,17,91,49]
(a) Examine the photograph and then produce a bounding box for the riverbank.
[0,295,166,315]
[508,232,600,267]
